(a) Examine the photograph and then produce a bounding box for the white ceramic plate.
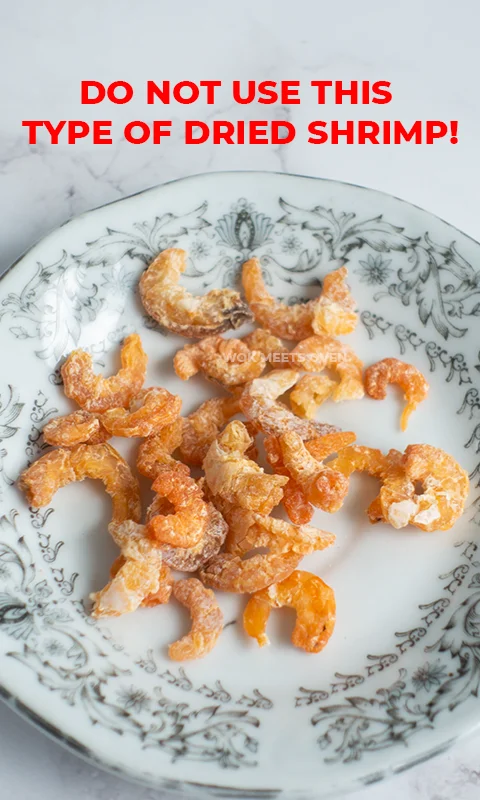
[1,172,480,798]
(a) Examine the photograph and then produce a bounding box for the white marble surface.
[1,0,480,797]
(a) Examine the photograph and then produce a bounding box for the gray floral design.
[0,510,266,770]
[190,238,211,260]
[281,234,302,254]
[355,253,392,285]
[412,661,448,692]
[117,685,151,713]
[309,549,480,764]
[2,195,480,363]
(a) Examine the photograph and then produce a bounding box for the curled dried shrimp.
[169,578,223,661]
[140,248,251,337]
[279,431,353,513]
[243,570,336,652]
[379,444,469,532]
[19,443,141,522]
[146,463,209,548]
[312,266,357,336]
[174,335,266,388]
[222,504,335,556]
[110,555,174,607]
[146,493,227,571]
[91,521,163,617]
[242,259,357,340]
[288,334,364,402]
[61,333,147,413]
[364,357,429,430]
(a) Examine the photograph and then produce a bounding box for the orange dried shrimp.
[18,270,471,661]
[364,357,429,430]
[240,370,339,439]
[379,444,469,532]
[243,570,336,652]
[136,418,185,479]
[110,555,174,607]
[242,328,290,364]
[91,520,163,617]
[312,266,357,336]
[61,333,147,413]
[328,444,397,522]
[328,444,390,479]
[174,335,266,388]
[146,493,227,571]
[199,551,302,594]
[288,334,364,402]
[263,435,313,524]
[203,420,288,515]
[146,463,209,548]
[290,376,337,419]
[43,411,110,447]
[279,431,355,513]
[101,387,181,438]
[139,248,251,337]
[169,578,223,661]
[221,504,335,556]
[179,396,241,466]
[19,443,141,522]
[242,259,357,340]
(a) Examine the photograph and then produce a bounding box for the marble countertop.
[1,0,480,798]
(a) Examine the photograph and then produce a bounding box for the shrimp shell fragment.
[174,336,266,387]
[101,387,182,438]
[243,570,336,652]
[242,259,357,340]
[288,334,364,402]
[203,420,288,515]
[239,370,339,439]
[18,443,141,522]
[364,357,429,430]
[61,334,147,413]
[199,551,302,594]
[169,578,224,661]
[43,411,110,447]
[140,248,252,337]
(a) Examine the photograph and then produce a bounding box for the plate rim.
[2,169,480,798]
